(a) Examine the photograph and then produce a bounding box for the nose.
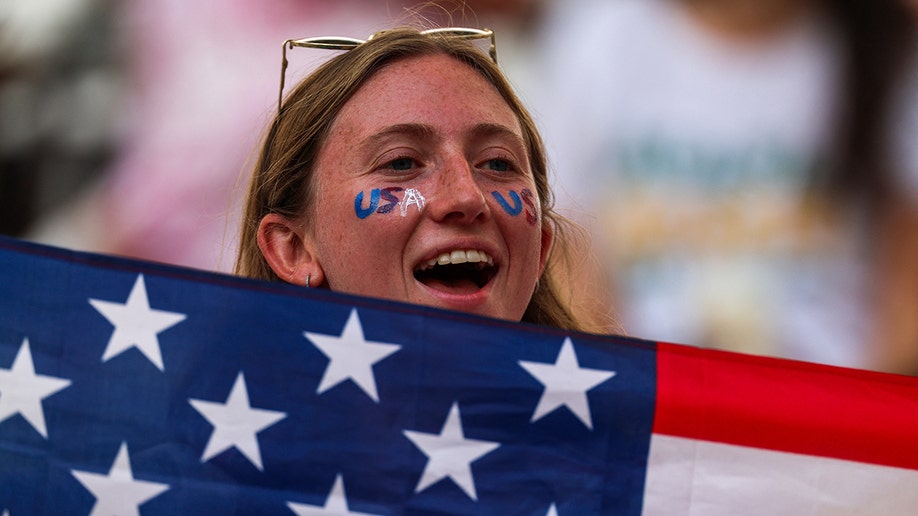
[427,155,489,224]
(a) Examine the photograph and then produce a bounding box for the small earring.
[305,274,311,288]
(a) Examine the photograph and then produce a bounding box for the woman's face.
[307,53,551,321]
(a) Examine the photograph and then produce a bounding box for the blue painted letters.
[491,190,523,216]
[492,189,537,225]
[354,189,381,219]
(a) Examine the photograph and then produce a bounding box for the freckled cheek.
[317,190,424,265]
[313,194,373,257]
[488,188,544,262]
[316,207,408,291]
[497,208,543,246]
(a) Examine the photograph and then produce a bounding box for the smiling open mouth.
[414,249,498,293]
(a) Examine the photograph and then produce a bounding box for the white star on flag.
[287,474,380,515]
[89,274,186,371]
[188,372,287,471]
[71,442,169,516]
[304,309,401,403]
[403,402,501,500]
[0,338,71,438]
[519,337,616,430]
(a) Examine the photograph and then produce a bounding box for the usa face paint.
[491,188,538,225]
[399,188,426,216]
[354,187,426,219]
[355,189,382,219]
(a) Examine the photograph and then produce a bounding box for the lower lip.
[416,278,494,312]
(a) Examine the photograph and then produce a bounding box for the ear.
[538,222,554,278]
[256,213,324,287]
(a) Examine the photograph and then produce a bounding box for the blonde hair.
[236,27,611,333]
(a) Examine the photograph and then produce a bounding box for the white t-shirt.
[532,0,871,367]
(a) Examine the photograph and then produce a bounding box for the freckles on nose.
[444,171,478,195]
[425,167,490,222]
[452,174,488,205]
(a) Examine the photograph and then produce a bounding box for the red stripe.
[654,342,918,470]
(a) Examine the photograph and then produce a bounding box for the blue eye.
[388,157,415,171]
[485,159,511,172]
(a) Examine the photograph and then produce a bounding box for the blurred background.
[1,0,916,374]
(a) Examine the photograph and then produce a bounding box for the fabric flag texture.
[1,235,916,515]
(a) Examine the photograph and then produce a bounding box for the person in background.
[0,0,125,239]
[532,0,917,372]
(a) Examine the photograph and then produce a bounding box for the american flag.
[1,235,917,515]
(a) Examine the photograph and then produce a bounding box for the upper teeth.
[422,249,494,269]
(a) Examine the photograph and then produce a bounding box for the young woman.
[236,27,613,333]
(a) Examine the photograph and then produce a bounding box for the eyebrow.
[359,124,438,151]
[358,122,527,152]
[468,122,528,153]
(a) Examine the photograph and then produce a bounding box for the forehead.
[329,53,523,140]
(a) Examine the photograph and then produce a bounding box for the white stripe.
[643,434,918,515]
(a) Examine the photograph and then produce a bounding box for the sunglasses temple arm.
[279,40,292,112]
[490,33,498,64]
